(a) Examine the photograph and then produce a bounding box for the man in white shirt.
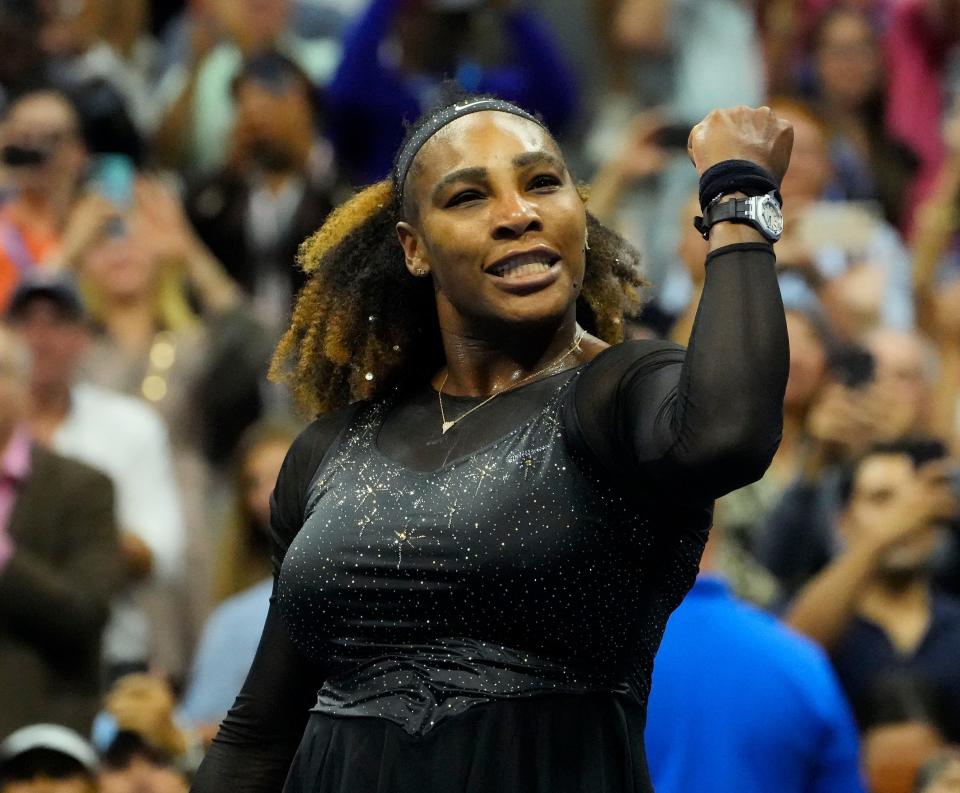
[6,270,186,679]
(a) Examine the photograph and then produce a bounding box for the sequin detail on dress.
[276,373,708,735]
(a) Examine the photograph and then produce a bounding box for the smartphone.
[1,144,48,167]
[652,123,693,150]
[88,154,135,208]
[828,344,875,389]
[88,154,134,238]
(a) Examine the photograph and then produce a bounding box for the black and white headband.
[393,98,544,206]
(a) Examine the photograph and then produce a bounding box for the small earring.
[584,232,591,252]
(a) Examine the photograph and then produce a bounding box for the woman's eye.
[447,190,484,207]
[529,174,561,191]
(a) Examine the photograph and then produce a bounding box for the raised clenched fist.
[687,106,794,183]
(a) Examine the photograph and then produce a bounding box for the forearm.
[666,239,789,495]
[785,543,880,650]
[192,599,317,793]
[184,239,241,314]
[913,154,960,285]
[192,717,304,793]
[932,346,960,454]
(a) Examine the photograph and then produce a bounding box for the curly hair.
[271,97,647,416]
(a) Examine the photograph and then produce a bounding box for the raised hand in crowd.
[805,382,879,464]
[59,193,122,270]
[913,104,960,453]
[132,178,240,314]
[913,106,960,339]
[588,111,674,224]
[857,458,957,558]
[787,455,958,651]
[804,372,925,477]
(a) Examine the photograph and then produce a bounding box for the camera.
[828,343,875,390]
[1,144,49,167]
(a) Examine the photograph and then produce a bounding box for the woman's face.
[79,219,160,302]
[815,10,880,109]
[242,438,290,528]
[397,112,587,335]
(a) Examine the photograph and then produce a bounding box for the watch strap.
[694,195,749,239]
[707,197,744,225]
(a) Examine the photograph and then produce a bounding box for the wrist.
[707,222,767,249]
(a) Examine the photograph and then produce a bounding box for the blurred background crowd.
[2,0,960,791]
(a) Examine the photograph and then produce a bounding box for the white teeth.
[489,252,558,277]
[501,262,551,279]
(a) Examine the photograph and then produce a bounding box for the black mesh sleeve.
[572,243,788,499]
[191,410,354,793]
[189,590,319,792]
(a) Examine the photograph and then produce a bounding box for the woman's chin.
[492,295,576,332]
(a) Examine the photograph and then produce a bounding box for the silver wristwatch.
[694,192,784,242]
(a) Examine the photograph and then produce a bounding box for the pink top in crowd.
[0,427,31,572]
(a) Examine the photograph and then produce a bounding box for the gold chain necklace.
[437,327,585,434]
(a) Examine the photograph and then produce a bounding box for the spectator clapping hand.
[588,111,674,224]
[614,112,674,184]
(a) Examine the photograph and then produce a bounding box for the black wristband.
[698,160,782,212]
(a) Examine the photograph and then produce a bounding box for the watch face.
[759,195,784,238]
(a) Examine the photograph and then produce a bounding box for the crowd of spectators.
[1,0,960,790]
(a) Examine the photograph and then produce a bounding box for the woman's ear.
[396,222,431,277]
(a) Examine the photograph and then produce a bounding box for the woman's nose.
[492,193,542,239]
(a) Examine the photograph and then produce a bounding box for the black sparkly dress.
[191,243,789,793]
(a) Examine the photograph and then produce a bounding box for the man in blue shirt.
[645,528,865,791]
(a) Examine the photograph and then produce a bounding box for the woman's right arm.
[191,414,353,792]
[190,595,320,792]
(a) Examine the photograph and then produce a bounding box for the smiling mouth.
[487,251,561,279]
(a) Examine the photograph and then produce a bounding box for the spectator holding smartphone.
[786,438,960,741]
[0,89,89,309]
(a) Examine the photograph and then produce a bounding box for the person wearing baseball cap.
[0,724,98,793]
[5,270,86,325]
